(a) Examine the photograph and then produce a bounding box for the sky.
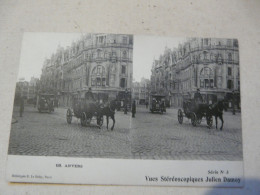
[18,32,83,81]
[133,35,186,82]
[18,33,186,82]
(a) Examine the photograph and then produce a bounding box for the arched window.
[91,65,106,87]
[200,67,214,88]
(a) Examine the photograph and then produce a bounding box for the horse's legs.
[219,114,224,130]
[106,115,109,130]
[215,116,218,129]
[111,114,115,130]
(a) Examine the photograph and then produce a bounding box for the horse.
[100,100,117,130]
[208,100,228,130]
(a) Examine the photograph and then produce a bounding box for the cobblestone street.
[8,104,243,160]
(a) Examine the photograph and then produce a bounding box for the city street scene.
[8,34,243,161]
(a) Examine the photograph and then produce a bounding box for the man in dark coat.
[132,100,136,118]
[124,99,128,114]
[85,87,94,101]
[194,88,203,103]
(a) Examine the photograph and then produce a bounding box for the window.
[120,78,126,88]
[228,67,232,76]
[91,65,106,87]
[233,39,238,47]
[228,53,232,61]
[122,37,127,44]
[203,51,207,59]
[227,80,233,89]
[200,79,204,88]
[200,67,214,88]
[97,66,101,74]
[205,79,209,88]
[97,49,102,58]
[123,51,127,58]
[96,78,101,86]
[210,79,214,88]
[121,65,126,74]
[129,36,133,44]
[102,78,106,86]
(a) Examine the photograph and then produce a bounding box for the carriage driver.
[194,88,203,104]
[85,87,94,101]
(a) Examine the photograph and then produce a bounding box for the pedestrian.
[145,101,148,109]
[124,99,128,114]
[19,97,24,117]
[132,100,136,118]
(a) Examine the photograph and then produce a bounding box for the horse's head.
[222,100,228,111]
[108,100,117,111]
[218,100,228,112]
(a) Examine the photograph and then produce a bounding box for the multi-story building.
[40,33,133,106]
[28,77,40,101]
[132,78,150,104]
[150,38,240,108]
[14,77,40,104]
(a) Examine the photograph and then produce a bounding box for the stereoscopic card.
[6,33,243,187]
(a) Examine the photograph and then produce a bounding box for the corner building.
[150,38,240,108]
[40,34,133,106]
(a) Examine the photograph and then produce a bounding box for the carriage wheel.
[178,109,183,124]
[191,112,197,127]
[66,109,72,124]
[80,112,87,126]
[207,115,213,128]
[97,116,104,127]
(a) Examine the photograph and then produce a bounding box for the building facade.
[150,38,240,108]
[132,78,150,104]
[14,77,39,104]
[40,33,133,106]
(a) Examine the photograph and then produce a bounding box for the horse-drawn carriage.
[36,93,55,113]
[178,97,213,127]
[66,92,104,128]
[149,94,166,114]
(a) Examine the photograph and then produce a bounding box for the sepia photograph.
[131,36,242,161]
[8,32,134,158]
[7,33,243,186]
